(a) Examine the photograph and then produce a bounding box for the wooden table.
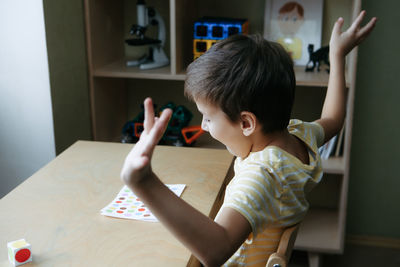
[0,141,234,266]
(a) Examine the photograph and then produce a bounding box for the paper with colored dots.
[101,184,186,222]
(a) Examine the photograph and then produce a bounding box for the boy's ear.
[240,111,257,136]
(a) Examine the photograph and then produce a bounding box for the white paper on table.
[101,184,186,222]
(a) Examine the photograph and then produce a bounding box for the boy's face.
[195,99,251,158]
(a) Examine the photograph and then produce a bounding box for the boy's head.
[184,34,295,134]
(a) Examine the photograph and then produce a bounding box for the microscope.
[126,0,169,70]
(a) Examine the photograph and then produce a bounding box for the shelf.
[295,208,342,253]
[322,157,345,174]
[294,66,350,88]
[93,60,348,88]
[294,66,329,87]
[93,59,186,80]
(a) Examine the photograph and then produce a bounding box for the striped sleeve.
[288,119,325,149]
[222,166,281,237]
[306,121,325,147]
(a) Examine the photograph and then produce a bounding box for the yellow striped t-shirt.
[219,119,325,266]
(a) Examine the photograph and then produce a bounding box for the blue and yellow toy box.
[193,17,249,60]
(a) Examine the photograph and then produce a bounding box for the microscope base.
[139,60,169,70]
[126,45,169,70]
[126,55,148,67]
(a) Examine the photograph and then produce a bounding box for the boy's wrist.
[127,171,158,192]
[329,51,345,65]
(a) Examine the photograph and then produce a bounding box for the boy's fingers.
[144,98,155,133]
[143,108,172,152]
[350,10,366,32]
[151,108,172,141]
[332,17,344,35]
[357,17,377,39]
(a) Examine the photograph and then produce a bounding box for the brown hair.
[279,2,304,18]
[184,34,296,133]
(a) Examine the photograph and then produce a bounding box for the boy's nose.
[201,120,209,132]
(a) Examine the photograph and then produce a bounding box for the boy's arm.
[121,98,251,266]
[132,177,251,266]
[316,11,376,143]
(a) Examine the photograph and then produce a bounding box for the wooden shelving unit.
[84,0,361,266]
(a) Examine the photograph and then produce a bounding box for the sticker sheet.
[101,184,186,222]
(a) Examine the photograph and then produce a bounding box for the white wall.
[0,0,56,198]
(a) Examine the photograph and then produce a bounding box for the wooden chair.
[266,224,300,267]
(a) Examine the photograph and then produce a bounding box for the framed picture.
[263,0,324,66]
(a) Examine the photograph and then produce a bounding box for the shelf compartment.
[295,208,342,253]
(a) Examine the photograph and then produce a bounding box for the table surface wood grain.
[0,141,234,266]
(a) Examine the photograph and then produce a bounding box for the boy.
[121,11,376,266]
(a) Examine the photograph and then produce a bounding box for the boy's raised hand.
[329,10,377,59]
[121,98,172,187]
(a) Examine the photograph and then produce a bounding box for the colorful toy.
[120,103,149,144]
[181,125,204,145]
[7,239,32,266]
[193,17,249,60]
[121,102,204,146]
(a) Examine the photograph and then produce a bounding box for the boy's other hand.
[329,10,377,59]
[121,97,172,188]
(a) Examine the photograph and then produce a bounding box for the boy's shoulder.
[235,145,293,175]
[288,119,325,150]
[236,119,324,173]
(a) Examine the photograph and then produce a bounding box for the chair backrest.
[265,223,300,267]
